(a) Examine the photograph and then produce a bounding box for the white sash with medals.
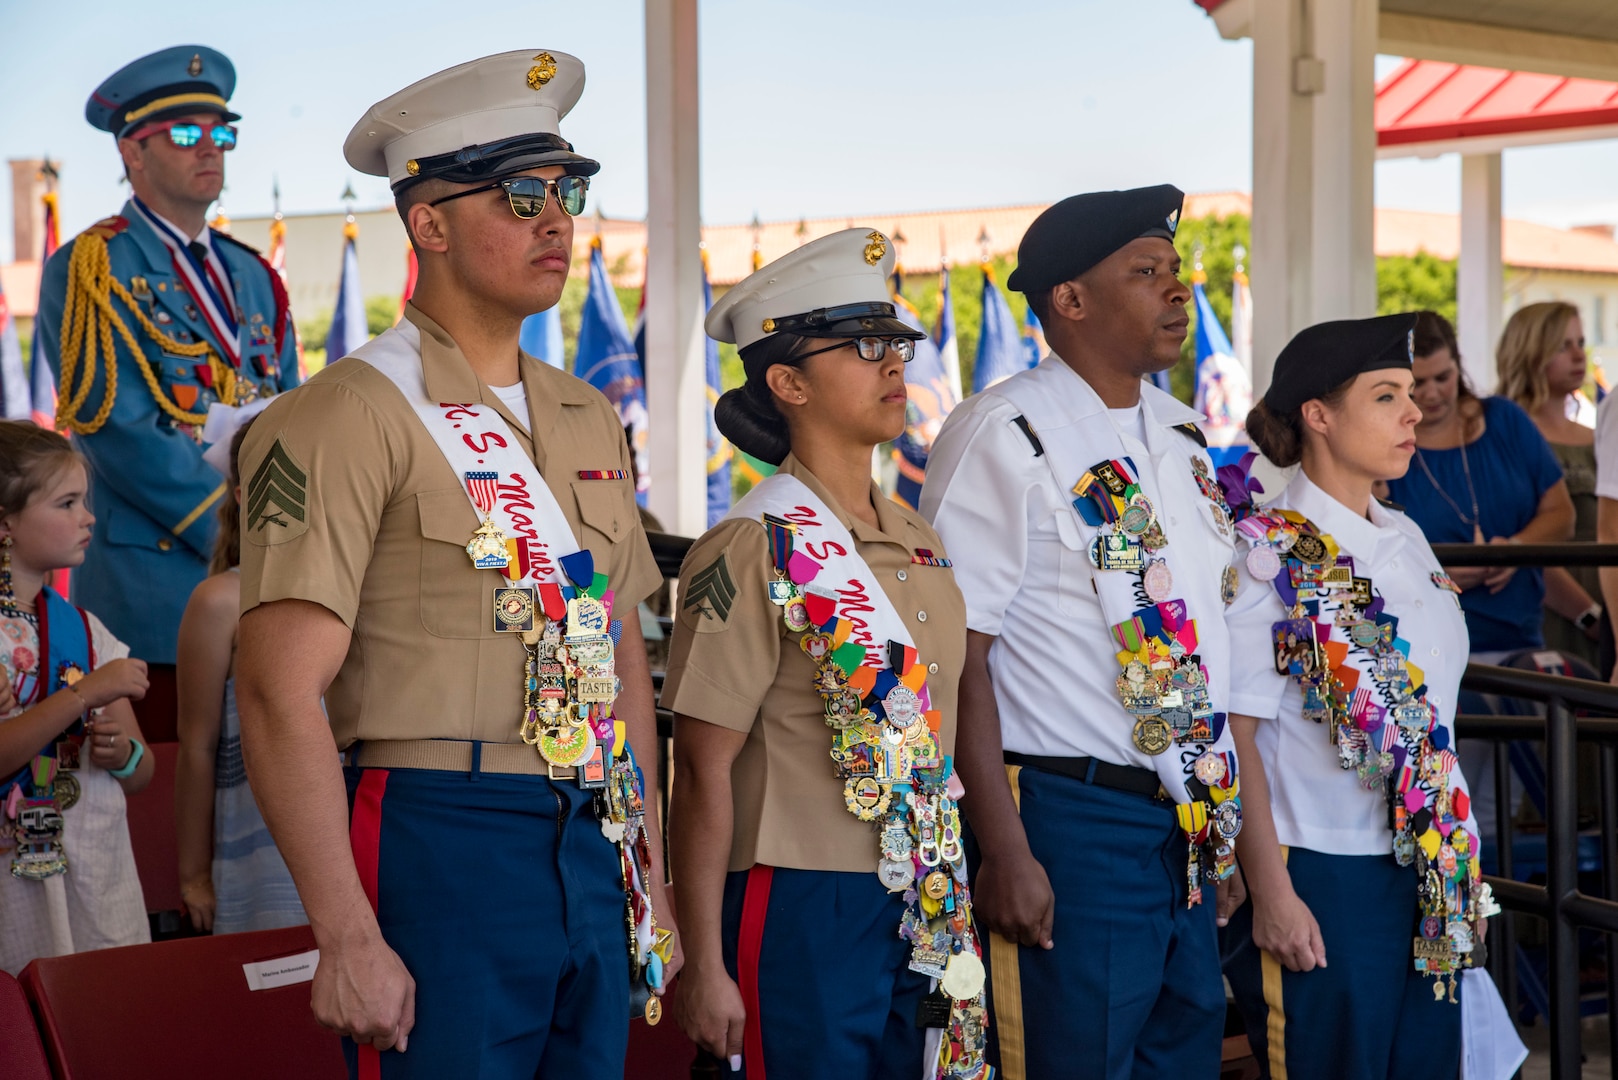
[356,320,678,1020]
[996,374,1242,856]
[352,320,579,588]
[728,472,993,1073]
[725,472,914,654]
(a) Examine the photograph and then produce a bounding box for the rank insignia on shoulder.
[245,436,310,545]
[681,550,736,631]
[910,548,952,568]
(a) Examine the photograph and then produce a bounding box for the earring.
[0,536,15,618]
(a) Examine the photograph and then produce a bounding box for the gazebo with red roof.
[1193,0,1618,395]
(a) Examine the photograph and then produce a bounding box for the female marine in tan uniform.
[665,229,990,1080]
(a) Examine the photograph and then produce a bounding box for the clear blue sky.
[5,0,1618,263]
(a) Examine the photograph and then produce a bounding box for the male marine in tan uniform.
[235,51,678,1079]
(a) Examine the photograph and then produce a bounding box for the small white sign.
[242,948,321,992]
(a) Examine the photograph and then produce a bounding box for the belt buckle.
[548,763,577,781]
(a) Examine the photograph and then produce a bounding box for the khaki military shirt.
[238,304,660,748]
[661,455,966,874]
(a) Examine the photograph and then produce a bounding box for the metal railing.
[1456,668,1618,1079]
[1438,540,1618,1078]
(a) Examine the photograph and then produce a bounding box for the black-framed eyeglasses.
[428,175,590,219]
[795,336,916,364]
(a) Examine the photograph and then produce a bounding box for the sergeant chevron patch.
[682,550,737,632]
[246,437,309,544]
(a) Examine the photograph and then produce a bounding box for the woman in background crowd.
[1497,301,1608,674]
[1388,311,1574,840]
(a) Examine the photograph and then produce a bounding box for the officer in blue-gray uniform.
[36,45,298,684]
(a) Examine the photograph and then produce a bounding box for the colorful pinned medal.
[463,471,510,570]
[757,510,992,1078]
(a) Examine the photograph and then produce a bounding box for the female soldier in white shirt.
[1220,313,1498,1080]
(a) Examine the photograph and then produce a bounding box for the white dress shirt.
[1225,471,1474,855]
[921,355,1237,769]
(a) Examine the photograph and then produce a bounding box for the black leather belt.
[1003,751,1168,801]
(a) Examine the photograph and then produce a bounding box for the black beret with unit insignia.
[1006,184,1185,293]
[1264,313,1418,413]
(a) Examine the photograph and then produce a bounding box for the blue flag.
[1021,306,1046,368]
[893,289,958,510]
[519,306,564,368]
[326,226,368,362]
[0,274,28,420]
[701,258,732,527]
[577,239,648,504]
[972,265,1030,393]
[1191,278,1253,466]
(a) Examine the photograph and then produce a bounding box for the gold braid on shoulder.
[56,230,240,434]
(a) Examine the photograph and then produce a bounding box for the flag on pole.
[520,305,564,368]
[1021,306,1047,368]
[972,264,1030,393]
[31,188,61,431]
[701,251,732,527]
[266,201,308,381]
[1191,270,1253,465]
[1230,253,1253,373]
[933,265,962,403]
[325,217,368,362]
[576,237,648,504]
[892,287,958,509]
[0,271,27,421]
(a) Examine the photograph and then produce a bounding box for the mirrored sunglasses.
[129,120,238,150]
[428,175,590,219]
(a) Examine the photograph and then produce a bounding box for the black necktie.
[188,240,210,264]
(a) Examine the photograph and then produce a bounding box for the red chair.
[122,740,183,918]
[0,969,51,1080]
[20,924,344,1079]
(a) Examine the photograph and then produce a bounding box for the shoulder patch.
[1174,422,1209,448]
[682,550,738,632]
[83,215,128,240]
[1010,415,1045,457]
[245,437,310,545]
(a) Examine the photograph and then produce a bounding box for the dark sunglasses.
[428,175,590,219]
[128,119,238,150]
[796,336,916,364]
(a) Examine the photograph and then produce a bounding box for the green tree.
[1377,252,1457,324]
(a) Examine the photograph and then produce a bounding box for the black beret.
[1264,313,1418,413]
[1006,184,1184,293]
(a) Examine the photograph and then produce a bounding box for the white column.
[1249,0,1378,397]
[1309,0,1378,322]
[644,0,707,537]
[1249,0,1313,396]
[1458,152,1503,394]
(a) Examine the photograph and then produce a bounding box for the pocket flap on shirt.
[571,481,633,543]
[416,488,478,545]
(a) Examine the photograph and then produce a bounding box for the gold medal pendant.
[466,516,511,570]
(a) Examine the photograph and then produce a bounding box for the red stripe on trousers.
[349,769,389,1080]
[738,865,774,1078]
